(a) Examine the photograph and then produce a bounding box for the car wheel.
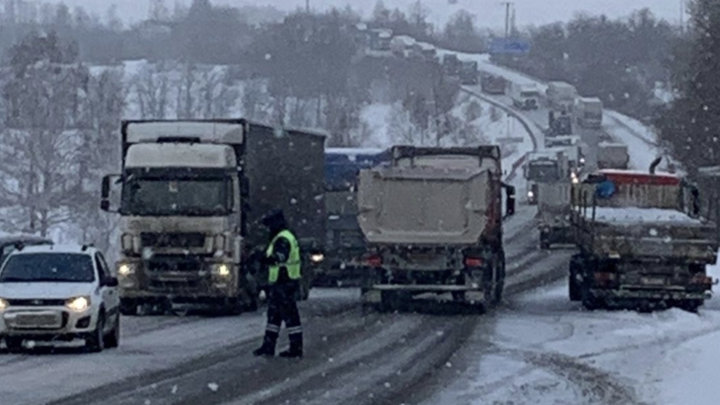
[104,315,120,349]
[86,312,106,353]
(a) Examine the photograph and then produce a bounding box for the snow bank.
[584,207,702,225]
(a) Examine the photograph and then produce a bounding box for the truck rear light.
[464,257,483,268]
[364,254,382,267]
[690,274,713,287]
[593,272,617,287]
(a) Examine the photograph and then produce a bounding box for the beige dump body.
[357,165,489,247]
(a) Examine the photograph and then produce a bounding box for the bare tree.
[132,61,171,119]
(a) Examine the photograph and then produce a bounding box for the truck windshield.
[122,178,231,216]
[528,163,559,181]
[0,253,95,283]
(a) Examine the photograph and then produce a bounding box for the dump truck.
[480,74,506,95]
[546,81,578,113]
[569,165,718,311]
[524,150,569,205]
[319,148,390,286]
[100,119,326,315]
[574,97,603,129]
[459,61,479,85]
[547,110,573,137]
[510,82,540,110]
[545,136,585,176]
[358,146,515,310]
[597,142,630,170]
[537,181,573,249]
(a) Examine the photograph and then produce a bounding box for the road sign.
[488,38,531,55]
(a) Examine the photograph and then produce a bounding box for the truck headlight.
[310,253,324,264]
[118,263,135,277]
[121,234,133,252]
[527,190,534,198]
[214,235,226,251]
[213,263,231,277]
[0,298,8,311]
[66,296,90,312]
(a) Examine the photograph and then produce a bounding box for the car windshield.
[0,253,95,283]
[122,178,230,216]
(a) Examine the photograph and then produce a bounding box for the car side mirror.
[104,276,119,287]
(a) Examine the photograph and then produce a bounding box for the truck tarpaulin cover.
[357,166,490,246]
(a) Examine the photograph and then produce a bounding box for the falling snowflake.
[208,383,219,392]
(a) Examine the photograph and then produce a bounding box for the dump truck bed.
[573,206,718,263]
[357,166,490,247]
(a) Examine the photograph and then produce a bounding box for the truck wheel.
[540,236,550,250]
[494,256,506,304]
[119,299,137,316]
[680,300,702,313]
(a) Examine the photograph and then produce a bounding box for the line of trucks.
[86,117,715,314]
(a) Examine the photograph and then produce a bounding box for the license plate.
[641,277,666,286]
[13,312,61,329]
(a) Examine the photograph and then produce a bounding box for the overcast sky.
[51,0,684,29]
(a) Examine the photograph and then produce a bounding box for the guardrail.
[460,86,539,182]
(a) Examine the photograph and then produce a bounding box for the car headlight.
[66,296,90,312]
[118,263,135,277]
[527,191,534,198]
[213,263,231,277]
[0,298,8,311]
[310,253,324,263]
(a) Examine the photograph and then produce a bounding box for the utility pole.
[306,0,310,13]
[500,2,514,38]
[679,0,685,33]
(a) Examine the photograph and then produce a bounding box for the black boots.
[253,345,275,357]
[279,332,303,358]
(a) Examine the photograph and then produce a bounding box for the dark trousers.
[262,283,303,352]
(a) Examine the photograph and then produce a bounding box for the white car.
[0,244,120,352]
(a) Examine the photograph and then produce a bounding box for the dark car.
[0,234,53,266]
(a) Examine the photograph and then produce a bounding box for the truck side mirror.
[101,174,121,213]
[504,185,516,218]
[101,175,111,199]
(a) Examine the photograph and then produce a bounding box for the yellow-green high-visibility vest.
[266,230,301,284]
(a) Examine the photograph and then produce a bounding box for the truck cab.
[459,61,479,85]
[511,83,540,110]
[575,97,603,129]
[101,120,326,315]
[524,151,568,204]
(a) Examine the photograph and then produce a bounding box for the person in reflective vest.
[253,209,304,358]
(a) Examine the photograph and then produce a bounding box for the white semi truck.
[100,119,326,315]
[510,82,540,110]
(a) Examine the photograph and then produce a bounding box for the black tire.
[86,312,106,353]
[104,315,120,349]
[3,337,23,352]
[119,299,137,316]
[581,287,601,310]
[568,255,583,301]
[680,300,702,313]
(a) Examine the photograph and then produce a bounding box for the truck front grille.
[146,256,204,273]
[141,232,206,249]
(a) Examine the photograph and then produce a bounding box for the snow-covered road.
[423,281,720,405]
